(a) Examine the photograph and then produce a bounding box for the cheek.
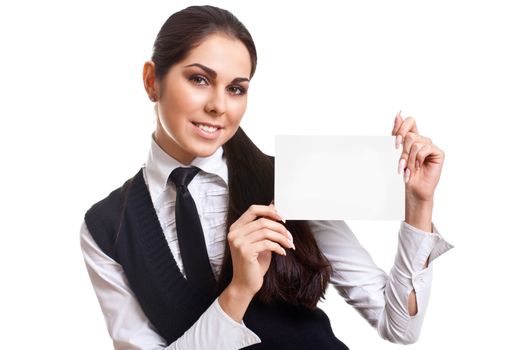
[165,81,207,115]
[230,98,248,123]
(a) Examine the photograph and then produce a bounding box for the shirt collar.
[144,132,228,203]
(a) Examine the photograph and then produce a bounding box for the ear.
[143,61,158,101]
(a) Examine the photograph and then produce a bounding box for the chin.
[191,144,220,158]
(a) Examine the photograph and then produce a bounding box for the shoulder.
[84,177,132,222]
[83,173,137,256]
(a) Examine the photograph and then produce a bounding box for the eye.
[228,85,247,96]
[188,75,208,86]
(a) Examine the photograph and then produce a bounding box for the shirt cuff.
[213,298,261,346]
[175,297,261,350]
[399,221,454,274]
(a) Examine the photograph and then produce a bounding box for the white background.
[1,0,524,348]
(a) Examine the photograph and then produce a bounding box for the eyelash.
[188,75,247,96]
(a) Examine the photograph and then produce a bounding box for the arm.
[308,219,453,345]
[393,112,450,325]
[405,197,434,315]
[79,220,260,350]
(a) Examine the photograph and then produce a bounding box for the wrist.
[225,282,256,302]
[218,283,254,323]
[405,196,433,232]
[405,188,434,204]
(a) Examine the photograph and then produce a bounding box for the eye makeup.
[186,72,248,96]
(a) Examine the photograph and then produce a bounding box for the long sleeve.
[308,220,453,345]
[80,220,261,350]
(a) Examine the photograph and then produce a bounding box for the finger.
[392,112,405,137]
[401,132,431,161]
[228,217,293,252]
[401,132,418,158]
[230,204,283,232]
[245,228,295,250]
[416,144,445,166]
[398,132,422,174]
[268,200,285,223]
[407,142,428,174]
[252,240,287,256]
[243,217,293,242]
[391,111,402,136]
[393,113,404,148]
[393,116,419,149]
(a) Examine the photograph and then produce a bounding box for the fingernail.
[272,209,283,220]
[287,230,293,242]
[393,111,399,127]
[404,168,411,183]
[396,110,401,119]
[288,238,296,250]
[398,158,406,175]
[395,135,402,149]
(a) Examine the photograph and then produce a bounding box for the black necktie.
[169,166,216,299]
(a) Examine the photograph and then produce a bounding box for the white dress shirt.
[80,132,453,350]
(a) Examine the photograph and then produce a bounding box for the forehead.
[180,33,252,79]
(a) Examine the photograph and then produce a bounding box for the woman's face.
[151,33,252,165]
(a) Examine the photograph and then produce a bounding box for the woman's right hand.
[227,203,295,298]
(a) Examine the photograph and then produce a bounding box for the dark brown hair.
[151,5,332,309]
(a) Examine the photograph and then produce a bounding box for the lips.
[191,121,223,129]
[191,120,222,140]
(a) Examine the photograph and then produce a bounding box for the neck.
[153,128,195,166]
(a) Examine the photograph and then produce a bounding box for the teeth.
[196,123,218,133]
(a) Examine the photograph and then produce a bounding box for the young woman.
[80,5,453,349]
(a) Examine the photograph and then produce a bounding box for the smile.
[193,122,218,133]
[191,122,222,140]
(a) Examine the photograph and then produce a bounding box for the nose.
[205,87,227,116]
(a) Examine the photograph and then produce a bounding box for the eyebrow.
[183,63,250,84]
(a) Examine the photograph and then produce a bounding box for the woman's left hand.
[392,111,445,203]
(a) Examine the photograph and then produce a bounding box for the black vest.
[84,168,349,349]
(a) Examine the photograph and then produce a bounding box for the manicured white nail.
[288,238,296,250]
[393,111,400,128]
[398,158,406,175]
[404,168,411,183]
[395,135,403,149]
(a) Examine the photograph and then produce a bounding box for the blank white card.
[275,135,405,220]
